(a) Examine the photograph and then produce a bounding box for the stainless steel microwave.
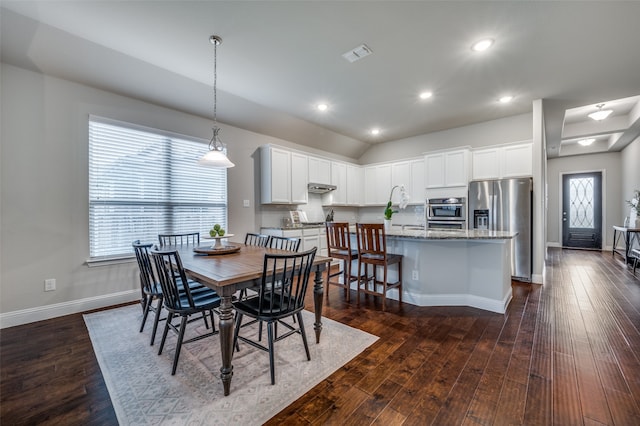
[426,197,466,221]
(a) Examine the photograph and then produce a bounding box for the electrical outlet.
[412,270,419,281]
[44,278,56,291]
[243,199,250,207]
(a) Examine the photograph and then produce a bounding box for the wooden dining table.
[172,243,332,396]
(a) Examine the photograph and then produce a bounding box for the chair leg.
[233,313,244,354]
[267,321,276,385]
[297,311,311,361]
[171,316,188,375]
[150,296,163,346]
[158,312,173,355]
[139,294,152,333]
[382,265,388,311]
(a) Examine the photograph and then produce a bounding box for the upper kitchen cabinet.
[308,156,331,185]
[471,142,532,181]
[260,145,308,204]
[329,161,347,205]
[425,149,469,189]
[391,159,425,204]
[323,162,363,206]
[346,164,363,206]
[364,164,392,205]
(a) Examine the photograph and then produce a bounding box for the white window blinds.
[88,116,227,259]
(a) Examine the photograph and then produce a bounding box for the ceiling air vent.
[342,44,373,63]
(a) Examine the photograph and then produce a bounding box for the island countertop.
[376,227,518,240]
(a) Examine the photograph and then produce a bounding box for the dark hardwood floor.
[2,248,640,425]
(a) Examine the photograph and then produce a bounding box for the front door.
[562,172,602,249]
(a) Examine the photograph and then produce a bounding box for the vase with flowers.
[626,189,640,228]
[384,184,410,231]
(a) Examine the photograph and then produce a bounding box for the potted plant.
[383,185,410,231]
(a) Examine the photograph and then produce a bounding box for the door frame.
[559,169,607,250]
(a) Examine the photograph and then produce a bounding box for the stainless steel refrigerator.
[468,177,533,281]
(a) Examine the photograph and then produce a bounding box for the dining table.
[172,243,332,396]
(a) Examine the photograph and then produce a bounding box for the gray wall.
[546,152,622,248]
[359,113,533,164]
[0,63,341,324]
[621,136,640,222]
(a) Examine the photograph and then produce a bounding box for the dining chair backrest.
[268,235,301,252]
[150,248,196,312]
[256,247,317,317]
[355,223,388,261]
[244,232,270,247]
[325,222,353,257]
[158,232,200,247]
[132,240,159,294]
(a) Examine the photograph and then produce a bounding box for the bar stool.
[325,222,359,301]
[355,223,403,311]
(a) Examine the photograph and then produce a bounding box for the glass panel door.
[562,172,602,249]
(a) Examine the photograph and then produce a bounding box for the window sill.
[86,255,136,268]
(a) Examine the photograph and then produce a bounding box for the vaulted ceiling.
[2,1,639,159]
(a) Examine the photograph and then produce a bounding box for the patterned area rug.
[84,304,378,425]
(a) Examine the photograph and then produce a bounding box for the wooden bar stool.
[325,222,359,301]
[355,223,403,311]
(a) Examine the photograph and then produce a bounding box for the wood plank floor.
[2,248,640,425]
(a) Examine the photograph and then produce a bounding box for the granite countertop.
[384,228,518,240]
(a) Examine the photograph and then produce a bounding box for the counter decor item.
[199,233,238,254]
[384,184,410,231]
[626,189,640,227]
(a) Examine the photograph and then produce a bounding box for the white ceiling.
[2,1,640,159]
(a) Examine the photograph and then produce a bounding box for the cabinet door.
[410,159,426,204]
[291,152,308,204]
[425,153,445,188]
[391,161,411,204]
[364,166,378,205]
[308,156,331,185]
[444,150,468,187]
[346,164,363,206]
[502,143,532,177]
[376,164,392,205]
[330,162,347,205]
[262,147,291,203]
[472,148,501,180]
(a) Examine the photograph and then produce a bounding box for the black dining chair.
[158,232,200,247]
[150,247,221,375]
[233,247,317,385]
[267,235,301,252]
[244,232,270,247]
[133,241,164,346]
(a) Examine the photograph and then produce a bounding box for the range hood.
[307,182,337,194]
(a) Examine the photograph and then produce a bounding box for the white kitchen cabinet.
[260,145,307,204]
[410,158,426,204]
[308,156,331,185]
[346,164,363,206]
[260,227,322,253]
[391,159,425,204]
[364,164,392,205]
[501,143,532,178]
[391,161,411,205]
[330,162,347,205]
[471,143,532,180]
[291,152,308,204]
[425,149,469,188]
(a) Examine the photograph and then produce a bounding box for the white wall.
[0,64,343,326]
[546,152,622,248]
[621,136,640,222]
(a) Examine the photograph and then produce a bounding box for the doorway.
[562,172,602,249]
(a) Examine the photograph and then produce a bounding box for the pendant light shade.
[198,35,235,168]
[587,103,613,121]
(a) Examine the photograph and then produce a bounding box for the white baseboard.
[401,291,511,314]
[547,242,562,248]
[531,273,543,284]
[0,290,140,329]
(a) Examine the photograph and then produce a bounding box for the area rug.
[84,304,378,425]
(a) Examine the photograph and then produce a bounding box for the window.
[88,116,227,260]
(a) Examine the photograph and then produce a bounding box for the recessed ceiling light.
[316,103,328,112]
[498,95,514,103]
[471,38,494,52]
[578,138,595,146]
[419,91,433,100]
[370,128,380,136]
[587,104,613,121]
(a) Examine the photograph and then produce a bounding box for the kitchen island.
[366,227,518,314]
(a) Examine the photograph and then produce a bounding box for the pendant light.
[587,103,613,121]
[198,35,235,168]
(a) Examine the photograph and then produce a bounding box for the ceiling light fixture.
[471,38,494,52]
[370,128,380,136]
[419,91,433,100]
[317,103,328,111]
[499,95,514,103]
[578,138,595,146]
[587,103,613,121]
[198,35,235,168]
